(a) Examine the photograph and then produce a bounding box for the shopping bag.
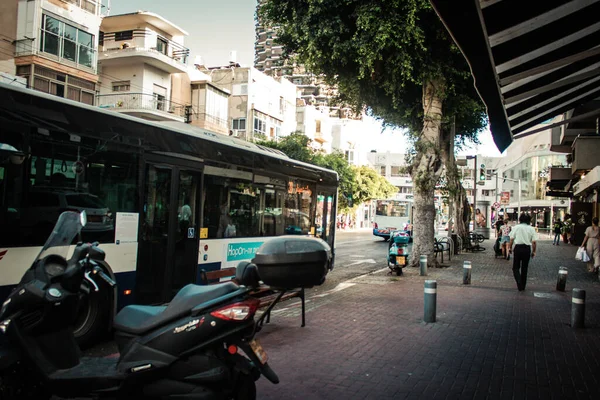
[582,251,590,263]
[575,247,585,261]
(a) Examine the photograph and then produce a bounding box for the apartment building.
[207,66,296,141]
[3,0,103,105]
[96,11,190,122]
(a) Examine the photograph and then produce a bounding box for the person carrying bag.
[580,217,600,273]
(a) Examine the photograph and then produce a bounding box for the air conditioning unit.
[232,130,246,139]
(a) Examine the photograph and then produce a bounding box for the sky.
[107,1,503,159]
[108,0,257,67]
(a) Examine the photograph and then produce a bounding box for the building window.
[112,81,130,92]
[157,37,168,55]
[40,14,95,69]
[232,84,248,96]
[316,120,321,133]
[391,166,401,176]
[253,114,267,136]
[380,166,386,176]
[279,96,284,114]
[99,31,104,46]
[205,86,228,125]
[232,118,246,130]
[30,65,95,105]
[114,30,133,41]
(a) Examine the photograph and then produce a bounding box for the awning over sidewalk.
[430,0,600,153]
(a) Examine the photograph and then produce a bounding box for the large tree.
[260,0,487,266]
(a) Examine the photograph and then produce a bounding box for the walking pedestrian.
[508,214,538,291]
[552,218,563,246]
[580,217,600,273]
[500,216,512,260]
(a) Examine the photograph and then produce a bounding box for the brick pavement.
[255,238,600,399]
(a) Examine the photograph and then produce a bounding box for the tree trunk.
[409,79,445,268]
[439,126,469,248]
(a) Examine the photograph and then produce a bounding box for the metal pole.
[424,280,437,323]
[472,155,477,233]
[517,179,521,217]
[556,267,568,292]
[571,288,585,328]
[463,261,471,284]
[420,255,428,276]
[495,173,499,204]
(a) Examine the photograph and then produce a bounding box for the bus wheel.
[73,284,111,349]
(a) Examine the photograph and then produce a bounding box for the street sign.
[500,191,510,205]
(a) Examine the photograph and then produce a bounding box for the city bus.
[0,82,338,346]
[372,199,413,241]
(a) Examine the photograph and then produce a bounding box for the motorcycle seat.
[114,282,239,335]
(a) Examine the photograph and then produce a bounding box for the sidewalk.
[256,239,600,399]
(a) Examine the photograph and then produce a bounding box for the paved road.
[255,237,600,399]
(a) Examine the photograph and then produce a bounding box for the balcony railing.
[96,92,186,118]
[100,30,190,65]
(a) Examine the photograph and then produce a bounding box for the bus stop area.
[256,238,600,399]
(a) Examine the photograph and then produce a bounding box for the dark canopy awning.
[430,0,600,152]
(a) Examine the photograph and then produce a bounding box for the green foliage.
[351,165,397,205]
[259,0,487,142]
[256,132,315,162]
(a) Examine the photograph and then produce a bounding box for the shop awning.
[430,0,600,153]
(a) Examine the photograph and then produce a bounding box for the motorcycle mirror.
[80,210,87,227]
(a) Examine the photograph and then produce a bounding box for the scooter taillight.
[211,298,260,321]
[398,248,404,255]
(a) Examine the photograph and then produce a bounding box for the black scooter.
[0,211,330,399]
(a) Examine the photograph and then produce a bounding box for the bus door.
[138,162,201,304]
[315,188,336,247]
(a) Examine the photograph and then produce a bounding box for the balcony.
[96,93,186,122]
[549,167,572,181]
[99,31,189,73]
[571,135,600,175]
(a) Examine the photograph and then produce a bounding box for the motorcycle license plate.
[249,339,268,364]
[397,256,406,266]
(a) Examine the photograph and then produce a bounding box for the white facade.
[209,67,297,141]
[296,105,333,153]
[366,152,413,201]
[96,12,190,122]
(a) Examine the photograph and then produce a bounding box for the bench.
[199,267,306,327]
[434,237,452,263]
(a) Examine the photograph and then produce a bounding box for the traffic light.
[479,163,486,182]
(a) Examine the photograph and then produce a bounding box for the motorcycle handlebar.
[94,266,116,287]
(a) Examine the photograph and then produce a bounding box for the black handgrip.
[80,283,91,295]
[94,267,116,287]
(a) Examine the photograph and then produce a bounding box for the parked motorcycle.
[387,230,411,275]
[0,211,332,399]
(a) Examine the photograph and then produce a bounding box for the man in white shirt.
[508,214,538,291]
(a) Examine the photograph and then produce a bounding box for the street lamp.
[502,175,522,217]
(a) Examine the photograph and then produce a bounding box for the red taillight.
[210,298,260,321]
[373,222,378,229]
[398,248,404,255]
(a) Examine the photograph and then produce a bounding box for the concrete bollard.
[556,267,568,292]
[424,280,437,323]
[571,288,586,329]
[420,255,428,276]
[463,261,471,285]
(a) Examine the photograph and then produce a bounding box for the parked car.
[19,188,114,244]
